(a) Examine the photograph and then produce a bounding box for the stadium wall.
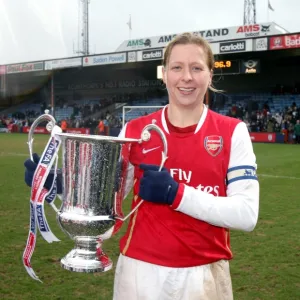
[1,126,290,144]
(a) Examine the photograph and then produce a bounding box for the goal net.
[122,106,164,127]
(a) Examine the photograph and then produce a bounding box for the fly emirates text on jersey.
[169,168,220,196]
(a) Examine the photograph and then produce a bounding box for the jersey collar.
[161,104,208,135]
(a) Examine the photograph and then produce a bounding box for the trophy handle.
[116,123,168,222]
[27,111,61,212]
[139,123,168,170]
[28,111,56,161]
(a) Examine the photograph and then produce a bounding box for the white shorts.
[113,254,233,300]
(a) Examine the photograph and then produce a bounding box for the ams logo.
[237,24,260,33]
[236,25,271,37]
[127,39,151,48]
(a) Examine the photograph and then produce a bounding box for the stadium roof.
[115,22,289,52]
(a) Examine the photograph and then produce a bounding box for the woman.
[24,33,259,300]
[113,33,259,300]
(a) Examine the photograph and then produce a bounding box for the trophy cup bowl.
[56,133,138,273]
[26,113,168,275]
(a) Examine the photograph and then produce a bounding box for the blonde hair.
[163,32,222,93]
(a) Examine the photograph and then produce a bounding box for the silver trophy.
[27,112,167,273]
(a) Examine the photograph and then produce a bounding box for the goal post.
[122,106,164,127]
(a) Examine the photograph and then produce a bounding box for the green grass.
[0,134,300,300]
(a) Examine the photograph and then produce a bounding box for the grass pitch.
[0,133,299,300]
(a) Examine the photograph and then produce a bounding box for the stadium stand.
[1,92,299,143]
[216,94,300,115]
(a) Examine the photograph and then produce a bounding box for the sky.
[0,0,299,65]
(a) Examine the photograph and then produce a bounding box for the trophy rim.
[56,132,139,143]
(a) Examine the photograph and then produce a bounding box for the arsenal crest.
[204,135,223,157]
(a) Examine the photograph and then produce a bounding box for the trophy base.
[61,250,113,273]
[60,237,113,273]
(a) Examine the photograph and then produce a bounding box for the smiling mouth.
[178,87,195,93]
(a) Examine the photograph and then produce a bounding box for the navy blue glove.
[139,164,179,205]
[24,153,63,194]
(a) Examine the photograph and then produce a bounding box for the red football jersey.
[119,106,242,267]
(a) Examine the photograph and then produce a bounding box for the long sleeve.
[172,122,259,232]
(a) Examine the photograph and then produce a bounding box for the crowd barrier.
[250,132,276,143]
[249,132,288,143]
[0,126,290,144]
[21,127,90,134]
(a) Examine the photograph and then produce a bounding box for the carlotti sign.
[6,62,44,74]
[219,41,246,53]
[269,34,300,50]
[139,49,163,61]
[83,53,126,66]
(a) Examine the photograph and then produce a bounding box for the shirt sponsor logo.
[220,41,246,53]
[169,168,220,195]
[170,168,192,184]
[196,184,220,196]
[204,135,223,156]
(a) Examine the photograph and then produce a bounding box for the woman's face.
[163,44,212,109]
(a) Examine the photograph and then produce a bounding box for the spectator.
[98,118,105,135]
[61,119,68,133]
[294,120,300,144]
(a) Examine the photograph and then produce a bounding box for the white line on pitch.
[259,174,300,180]
[0,152,28,157]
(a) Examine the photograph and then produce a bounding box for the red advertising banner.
[269,34,300,50]
[249,132,276,143]
[22,127,90,134]
[22,127,48,134]
[66,128,90,134]
[7,124,16,132]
